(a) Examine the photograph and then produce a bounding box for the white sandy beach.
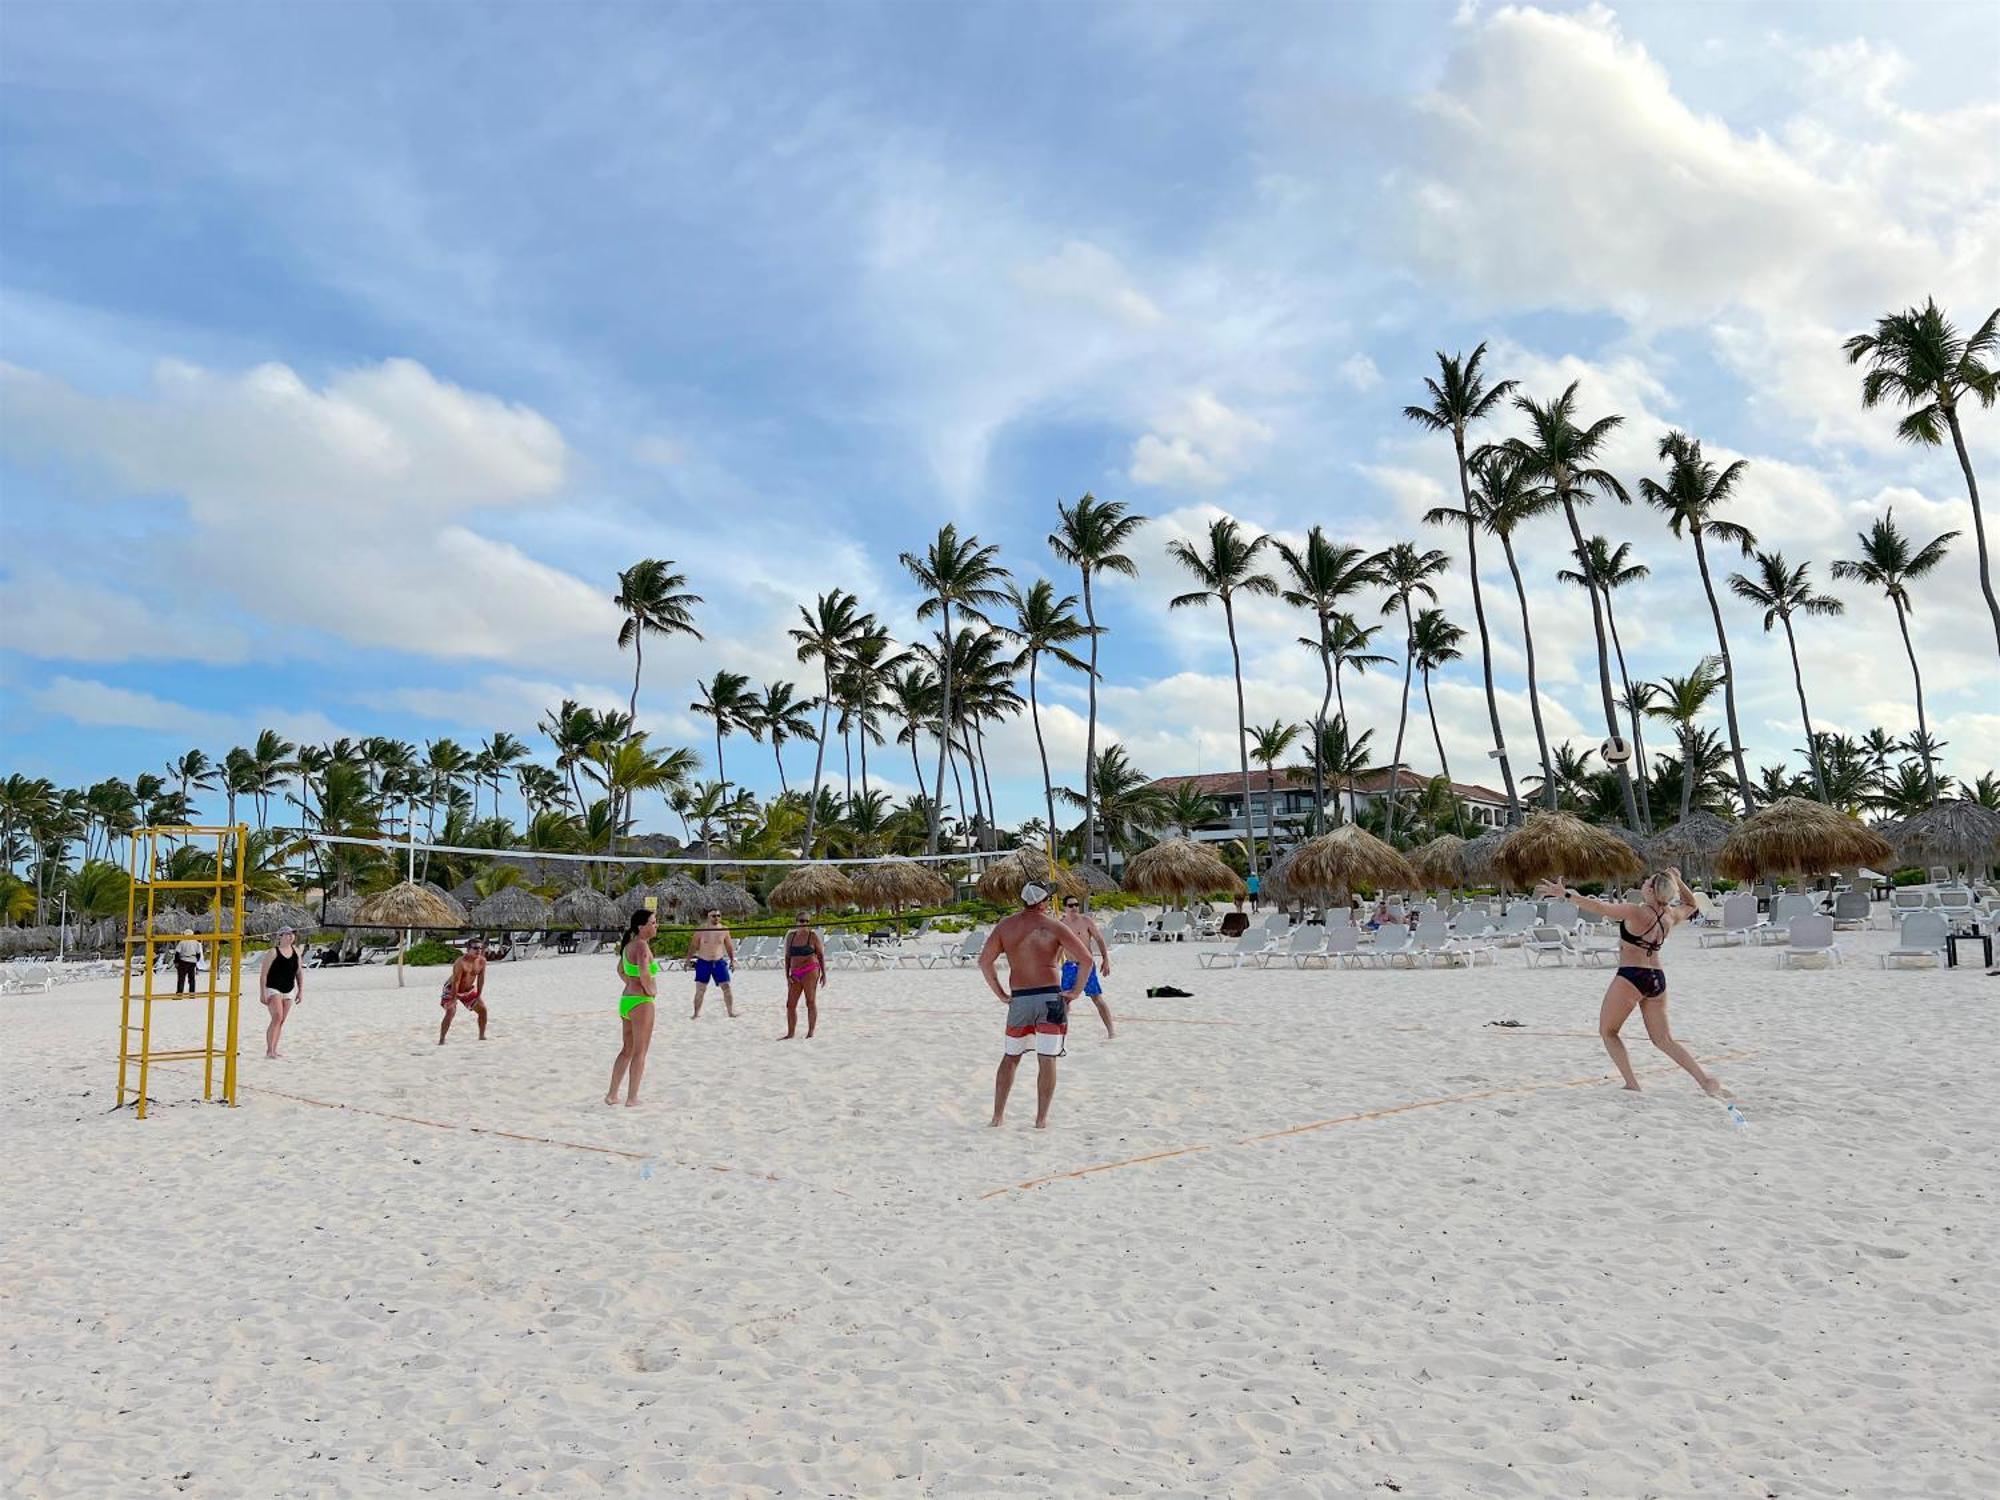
[3,929,1996,1498]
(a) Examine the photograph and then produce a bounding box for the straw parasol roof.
[1885,799,2000,870]
[470,888,555,929]
[1076,863,1121,894]
[1495,811,1645,887]
[1282,826,1419,902]
[767,863,860,912]
[0,925,59,956]
[1121,839,1244,902]
[246,901,318,936]
[659,873,710,920]
[1458,828,1510,885]
[700,880,760,918]
[848,857,953,911]
[975,848,1085,905]
[1716,798,1895,882]
[1646,809,1736,877]
[424,882,470,923]
[319,894,362,928]
[1408,834,1469,890]
[551,887,622,932]
[358,881,464,931]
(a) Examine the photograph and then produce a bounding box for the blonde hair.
[1645,870,1677,902]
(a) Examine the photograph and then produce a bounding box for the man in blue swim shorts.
[1059,896,1115,1038]
[688,909,737,1019]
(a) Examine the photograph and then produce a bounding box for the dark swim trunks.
[1617,965,1667,999]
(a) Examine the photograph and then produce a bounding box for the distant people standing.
[779,915,827,1040]
[174,930,200,994]
[688,909,737,1019]
[1246,869,1262,912]
[438,937,489,1044]
[1058,897,1115,1038]
[258,927,304,1059]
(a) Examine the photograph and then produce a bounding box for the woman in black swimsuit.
[258,926,305,1059]
[1536,868,1725,1097]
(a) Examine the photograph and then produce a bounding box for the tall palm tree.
[1050,494,1146,872]
[901,525,1010,853]
[1557,536,1654,829]
[1503,385,1642,828]
[1372,541,1450,840]
[1408,342,1521,822]
[690,670,760,802]
[789,589,867,855]
[167,749,219,822]
[1003,580,1092,859]
[1639,431,1757,816]
[1317,613,1393,823]
[1845,299,2000,654]
[886,662,941,812]
[1167,518,1278,873]
[0,775,55,881]
[1299,717,1376,826]
[1646,657,1726,822]
[1162,783,1220,838]
[1466,448,1562,807]
[613,559,703,731]
[1408,607,1469,836]
[1727,551,1845,802]
[241,729,298,830]
[1248,720,1302,778]
[538,700,607,815]
[837,626,905,804]
[754,681,818,795]
[477,732,528,823]
[1275,527,1378,833]
[1832,510,1958,805]
[1057,746,1170,855]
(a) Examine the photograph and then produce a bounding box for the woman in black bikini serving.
[1535,867,1725,1098]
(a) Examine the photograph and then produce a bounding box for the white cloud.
[1128,392,1274,490]
[1337,353,1383,392]
[1011,241,1163,329]
[0,577,252,664]
[31,676,231,737]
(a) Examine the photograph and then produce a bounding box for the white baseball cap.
[1020,881,1051,907]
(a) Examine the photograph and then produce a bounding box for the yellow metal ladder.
[117,825,247,1118]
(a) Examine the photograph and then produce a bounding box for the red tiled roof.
[1149,764,1510,805]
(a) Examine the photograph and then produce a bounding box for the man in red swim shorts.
[439,937,489,1044]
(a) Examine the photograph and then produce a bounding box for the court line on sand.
[978,1049,1757,1200]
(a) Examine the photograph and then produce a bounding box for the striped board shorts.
[1004,984,1067,1058]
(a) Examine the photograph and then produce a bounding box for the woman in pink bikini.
[779,915,828,1040]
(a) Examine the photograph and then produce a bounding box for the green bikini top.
[622,954,663,978]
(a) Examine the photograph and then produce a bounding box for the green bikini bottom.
[619,993,654,1020]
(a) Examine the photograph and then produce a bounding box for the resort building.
[1137,764,1512,860]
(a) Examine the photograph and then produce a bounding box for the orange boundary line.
[978,1049,1755,1199]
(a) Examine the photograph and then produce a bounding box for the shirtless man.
[689,910,737,1019]
[979,882,1097,1129]
[439,937,488,1044]
[1059,897,1115,1038]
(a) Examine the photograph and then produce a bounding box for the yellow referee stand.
[117,824,247,1118]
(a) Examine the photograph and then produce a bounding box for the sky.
[3,0,1998,832]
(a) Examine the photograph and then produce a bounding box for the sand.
[2,924,1995,1498]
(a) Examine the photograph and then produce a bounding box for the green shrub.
[402,939,460,966]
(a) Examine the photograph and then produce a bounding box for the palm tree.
[239,730,298,830]
[1832,510,1958,805]
[477,732,528,823]
[1845,299,2000,655]
[1727,551,1845,802]
[1162,783,1220,838]
[1248,720,1302,779]
[1467,448,1562,807]
[1503,385,1642,828]
[1860,727,1901,783]
[1167,517,1278,872]
[583,737,695,856]
[167,749,219,821]
[754,681,818,795]
[837,626,905,804]
[1639,431,1757,816]
[613,559,703,731]
[1408,607,1469,836]
[1408,342,1521,822]
[1871,760,1954,819]
[1298,717,1376,825]
[1057,746,1170,855]
[789,589,867,855]
[1968,771,2000,811]
[1646,657,1726,822]
[1319,613,1393,823]
[1275,528,1378,833]
[1003,580,1092,859]
[0,775,55,881]
[538,700,607,815]
[1050,494,1146,872]
[1372,541,1450,840]
[1525,741,1601,814]
[690,669,760,803]
[886,662,941,813]
[901,524,1010,854]
[1557,536,1654,829]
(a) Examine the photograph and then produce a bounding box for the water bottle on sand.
[1723,1102,1748,1131]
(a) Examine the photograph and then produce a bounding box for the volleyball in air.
[1599,736,1633,767]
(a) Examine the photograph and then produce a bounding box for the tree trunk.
[1313,624,1333,836]
[1602,594,1652,831]
[1500,537,1557,810]
[1385,599,1416,841]
[1691,528,1754,816]
[801,665,835,854]
[772,739,789,796]
[1782,615,1828,802]
[1455,431,1518,823]
[947,732,973,846]
[626,625,643,730]
[1422,666,1466,836]
[1224,597,1260,874]
[715,723,728,805]
[1892,597,1936,806]
[1029,654,1059,861]
[1080,567,1100,873]
[1944,404,2000,656]
[1559,496,1641,828]
[859,717,872,804]
[928,604,952,854]
[975,722,999,851]
[1678,731,1695,822]
[1331,661,1352,824]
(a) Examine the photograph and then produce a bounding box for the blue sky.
[3,0,1997,828]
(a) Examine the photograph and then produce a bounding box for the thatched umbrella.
[449,878,478,906]
[659,873,710,921]
[1458,828,1510,887]
[1122,839,1244,904]
[1408,834,1469,891]
[700,880,760,919]
[849,857,953,911]
[471,888,555,931]
[246,901,317,937]
[975,848,1085,905]
[768,863,859,913]
[1716,798,1895,885]
[1646,809,1736,881]
[1495,811,1645,889]
[1886,799,2000,875]
[1283,826,1419,904]
[357,881,463,987]
[1076,863,1120,895]
[424,882,470,924]
[552,887,622,934]
[0,925,59,956]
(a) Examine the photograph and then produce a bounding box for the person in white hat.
[978,880,1097,1129]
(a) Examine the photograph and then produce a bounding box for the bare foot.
[604,1092,619,1106]
[1034,1118,1050,1129]
[624,1098,641,1108]
[989,1117,1004,1128]
[1702,1078,1730,1099]
[1621,1082,1641,1092]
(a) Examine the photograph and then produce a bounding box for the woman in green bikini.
[607,908,660,1107]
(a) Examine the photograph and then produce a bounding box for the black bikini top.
[1619,909,1667,955]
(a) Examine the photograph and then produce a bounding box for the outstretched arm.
[1535,882,1632,922]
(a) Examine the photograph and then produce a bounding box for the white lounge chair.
[1522,924,1573,967]
[1152,910,1192,943]
[1698,894,1764,948]
[1881,912,1949,970]
[1488,907,1536,948]
[920,929,986,969]
[1281,927,1328,968]
[1107,911,1148,945]
[1321,928,1363,969]
[1759,894,1818,945]
[1199,930,1273,968]
[1361,926,1419,969]
[1830,891,1872,931]
[1776,914,1842,969]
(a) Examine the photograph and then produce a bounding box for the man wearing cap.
[979,881,1098,1129]
[438,937,488,1044]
